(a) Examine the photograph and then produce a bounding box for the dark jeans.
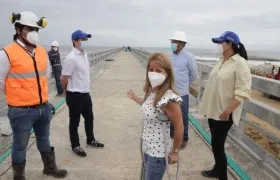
[53,68,63,94]
[170,94,189,141]
[8,104,52,165]
[208,115,233,180]
[66,91,95,149]
[143,153,166,180]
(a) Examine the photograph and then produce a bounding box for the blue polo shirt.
[171,49,198,96]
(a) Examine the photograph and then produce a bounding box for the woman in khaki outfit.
[199,31,252,180]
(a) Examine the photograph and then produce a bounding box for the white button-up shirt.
[62,48,90,93]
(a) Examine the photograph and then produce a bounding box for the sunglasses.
[25,26,39,32]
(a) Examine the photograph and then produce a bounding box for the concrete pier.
[0,51,273,180]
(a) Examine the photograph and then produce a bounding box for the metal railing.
[48,48,122,78]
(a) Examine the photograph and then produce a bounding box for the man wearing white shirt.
[61,30,104,158]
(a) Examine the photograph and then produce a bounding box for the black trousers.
[208,115,233,180]
[53,67,64,94]
[66,91,95,149]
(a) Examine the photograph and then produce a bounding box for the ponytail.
[238,43,248,60]
[231,42,248,60]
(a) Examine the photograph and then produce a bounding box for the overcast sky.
[0,0,279,50]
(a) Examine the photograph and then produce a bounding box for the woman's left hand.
[168,152,179,164]
[219,110,230,120]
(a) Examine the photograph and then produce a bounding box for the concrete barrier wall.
[130,47,280,179]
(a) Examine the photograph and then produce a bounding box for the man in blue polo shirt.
[169,31,198,148]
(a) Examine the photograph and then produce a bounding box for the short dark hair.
[72,39,80,47]
[13,23,24,41]
[179,41,186,47]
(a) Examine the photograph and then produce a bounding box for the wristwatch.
[172,148,179,153]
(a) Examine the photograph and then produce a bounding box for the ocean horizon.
[53,45,280,60]
[1,43,279,61]
[1,44,279,67]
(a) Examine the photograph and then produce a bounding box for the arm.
[127,89,145,105]
[0,50,11,94]
[164,102,184,150]
[60,76,69,89]
[48,51,55,66]
[188,54,198,84]
[61,57,76,89]
[132,96,145,105]
[225,61,252,113]
[46,56,51,78]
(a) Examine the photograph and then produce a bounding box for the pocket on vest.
[11,82,35,98]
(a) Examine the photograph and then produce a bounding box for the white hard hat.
[51,41,59,47]
[10,11,47,28]
[169,31,188,43]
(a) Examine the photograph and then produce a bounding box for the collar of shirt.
[72,47,85,55]
[220,54,239,62]
[173,48,187,57]
[175,48,187,55]
[16,39,35,56]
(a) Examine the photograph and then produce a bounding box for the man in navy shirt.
[48,40,64,96]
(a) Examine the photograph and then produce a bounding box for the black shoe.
[87,140,104,149]
[201,168,219,179]
[72,146,87,157]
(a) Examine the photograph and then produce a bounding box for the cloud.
[0,0,279,50]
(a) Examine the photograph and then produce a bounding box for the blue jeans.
[170,94,189,141]
[8,104,52,165]
[144,153,166,180]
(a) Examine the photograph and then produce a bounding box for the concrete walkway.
[0,51,235,180]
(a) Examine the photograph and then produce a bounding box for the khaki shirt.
[198,54,252,126]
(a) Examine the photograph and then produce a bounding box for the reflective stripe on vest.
[7,71,46,78]
[3,42,49,106]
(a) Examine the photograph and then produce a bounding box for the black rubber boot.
[12,160,26,180]
[40,147,67,178]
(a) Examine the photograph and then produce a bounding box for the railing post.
[238,110,246,133]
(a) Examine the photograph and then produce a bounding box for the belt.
[8,102,47,109]
[66,91,89,94]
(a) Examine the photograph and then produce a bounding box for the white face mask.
[24,31,39,45]
[214,44,224,57]
[53,47,58,51]
[80,41,88,50]
[148,72,166,88]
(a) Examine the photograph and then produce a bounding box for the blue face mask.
[80,41,88,50]
[171,43,178,52]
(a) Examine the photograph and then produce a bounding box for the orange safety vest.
[3,42,49,106]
